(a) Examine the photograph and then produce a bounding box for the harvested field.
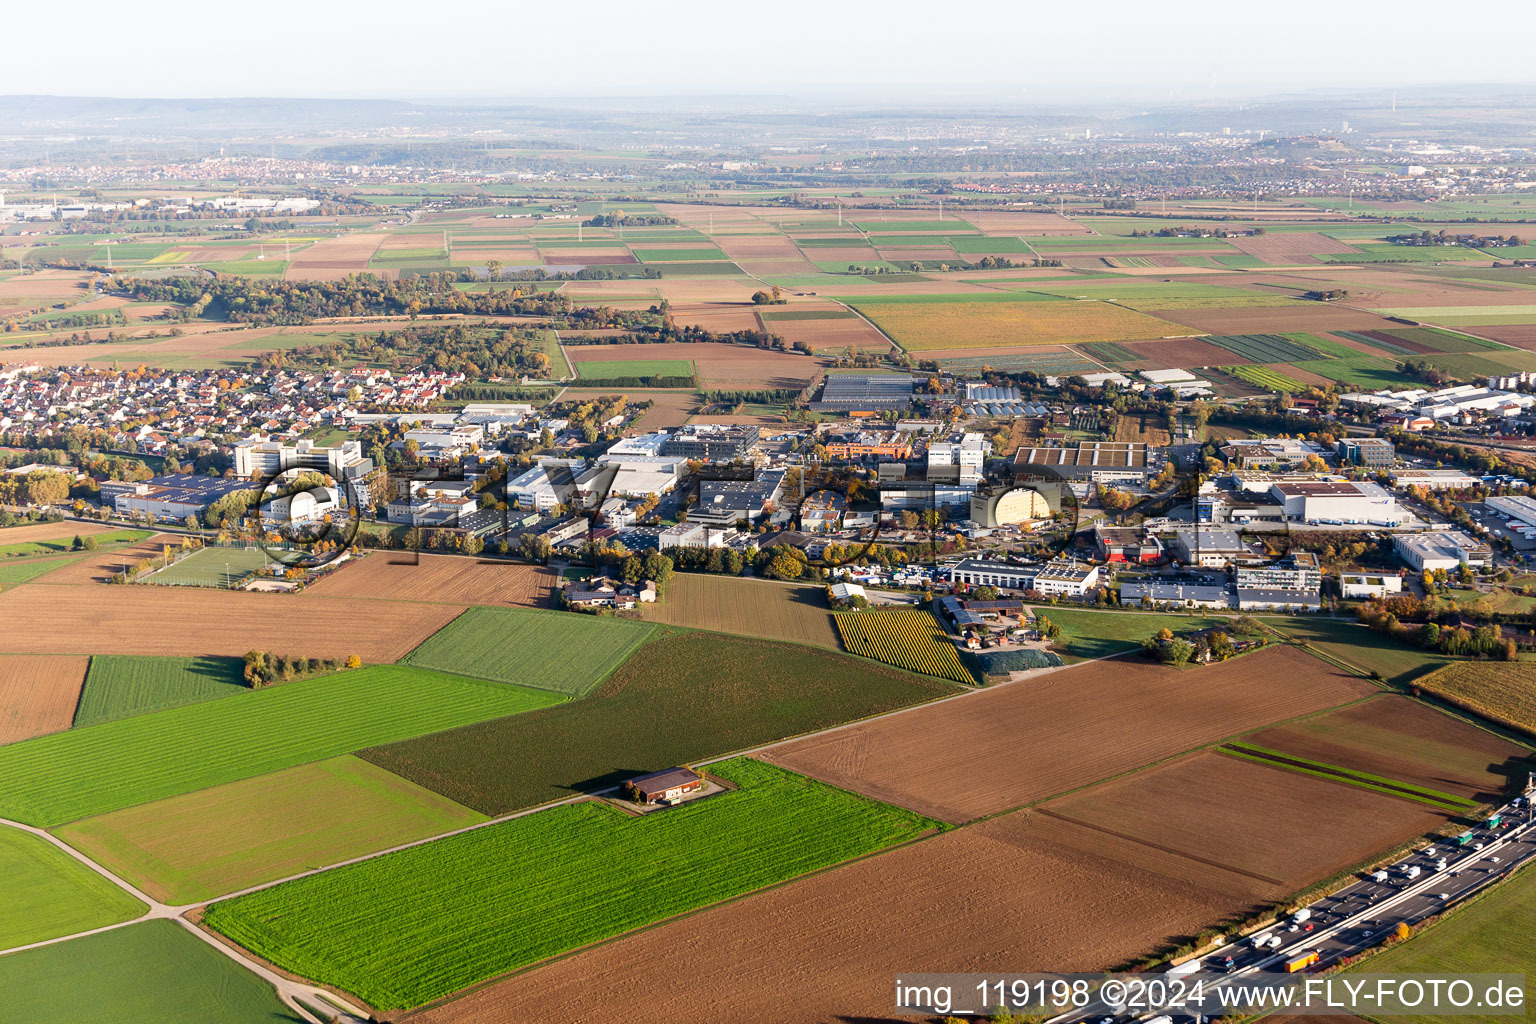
[1415,662,1536,738]
[1042,751,1448,893]
[565,341,818,387]
[764,312,894,352]
[1149,304,1404,335]
[0,655,88,745]
[284,233,385,280]
[403,809,1267,1024]
[758,646,1373,823]
[25,533,172,584]
[665,301,761,333]
[1475,324,1536,351]
[0,583,463,662]
[1106,336,1255,367]
[964,210,1093,235]
[850,297,1186,351]
[639,574,839,648]
[305,554,555,606]
[1230,232,1361,262]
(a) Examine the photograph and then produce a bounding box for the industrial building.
[946,558,1037,590]
[811,374,917,412]
[1012,442,1149,484]
[507,458,587,513]
[233,437,376,504]
[1235,552,1323,594]
[1167,527,1250,567]
[1032,559,1101,597]
[1487,495,1536,530]
[103,474,251,523]
[1390,469,1480,491]
[1094,525,1163,563]
[688,469,786,527]
[1337,437,1396,470]
[1120,580,1231,609]
[1340,573,1404,599]
[1270,480,1403,525]
[660,425,759,461]
[969,483,1055,529]
[1394,530,1492,572]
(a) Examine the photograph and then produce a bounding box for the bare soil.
[758,646,1374,823]
[304,554,555,608]
[0,654,88,744]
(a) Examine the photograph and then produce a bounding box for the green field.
[363,630,959,815]
[0,529,150,560]
[0,556,80,583]
[1224,364,1308,392]
[575,358,694,380]
[73,655,247,727]
[0,920,304,1024]
[205,758,939,1009]
[1263,617,1451,686]
[402,606,653,697]
[1289,355,1420,389]
[57,755,487,904]
[1040,609,1230,662]
[1198,333,1324,362]
[1348,861,1536,1024]
[630,247,726,262]
[0,827,145,947]
[0,665,563,827]
[144,545,274,587]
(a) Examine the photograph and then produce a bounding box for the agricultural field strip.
[1217,742,1478,810]
[203,759,942,1010]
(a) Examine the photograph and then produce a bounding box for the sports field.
[204,758,939,1010]
[57,755,487,904]
[0,919,304,1024]
[144,546,276,587]
[0,826,145,947]
[402,606,654,696]
[72,655,246,727]
[0,665,563,826]
[362,630,959,815]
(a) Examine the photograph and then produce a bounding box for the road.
[1052,793,1536,1024]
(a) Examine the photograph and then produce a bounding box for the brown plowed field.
[1231,232,1362,261]
[565,341,820,387]
[1268,362,1333,386]
[556,388,698,429]
[305,554,555,607]
[1242,694,1533,802]
[666,302,765,334]
[405,809,1266,1024]
[0,583,462,661]
[1042,751,1449,894]
[1148,304,1404,334]
[965,211,1092,235]
[758,646,1374,823]
[765,314,893,353]
[1475,324,1536,350]
[638,574,839,649]
[0,654,88,745]
[1113,337,1254,367]
[284,234,385,280]
[28,534,175,585]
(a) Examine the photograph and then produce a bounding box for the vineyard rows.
[834,610,974,684]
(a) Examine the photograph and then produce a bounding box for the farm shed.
[626,767,705,805]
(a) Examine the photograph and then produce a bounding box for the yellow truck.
[1285,951,1320,973]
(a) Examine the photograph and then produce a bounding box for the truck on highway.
[1285,951,1320,973]
[1488,815,1504,828]
[1372,870,1390,883]
[1456,830,1476,846]
[1166,960,1202,979]
[1292,908,1311,924]
[1404,865,1422,879]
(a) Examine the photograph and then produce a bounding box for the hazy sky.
[7,0,1534,102]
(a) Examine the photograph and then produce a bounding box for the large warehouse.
[1012,442,1149,484]
[1487,495,1536,529]
[102,474,251,523]
[1270,480,1403,525]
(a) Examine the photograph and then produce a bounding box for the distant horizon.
[7,0,1535,103]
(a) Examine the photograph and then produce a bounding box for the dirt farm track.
[759,645,1375,823]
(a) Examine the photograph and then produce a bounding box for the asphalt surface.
[1064,793,1536,1024]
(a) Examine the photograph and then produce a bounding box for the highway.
[1058,789,1536,1024]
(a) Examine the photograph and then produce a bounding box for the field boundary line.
[1032,806,1288,887]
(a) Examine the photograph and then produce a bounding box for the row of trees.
[242,650,361,688]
